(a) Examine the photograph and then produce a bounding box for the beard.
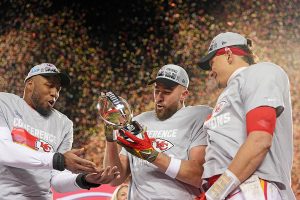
[155,103,179,121]
[31,90,52,117]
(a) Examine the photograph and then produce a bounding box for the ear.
[225,47,233,64]
[25,79,34,92]
[180,89,189,101]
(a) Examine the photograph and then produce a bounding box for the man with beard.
[0,63,120,200]
[103,64,212,200]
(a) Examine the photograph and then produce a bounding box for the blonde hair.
[110,184,128,200]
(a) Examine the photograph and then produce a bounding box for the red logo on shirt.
[152,138,174,152]
[213,100,227,114]
[11,128,53,152]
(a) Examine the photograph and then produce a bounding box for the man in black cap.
[0,63,120,199]
[104,64,212,200]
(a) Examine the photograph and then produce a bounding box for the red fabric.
[215,47,248,56]
[11,128,37,150]
[194,193,206,200]
[246,106,276,135]
[264,180,268,200]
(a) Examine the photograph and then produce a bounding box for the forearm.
[51,170,78,193]
[103,141,129,186]
[51,170,102,193]
[228,131,272,182]
[153,153,203,187]
[0,139,54,169]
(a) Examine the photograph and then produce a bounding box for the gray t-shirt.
[203,62,295,200]
[121,105,212,200]
[0,92,73,200]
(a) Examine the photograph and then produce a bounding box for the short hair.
[233,38,257,65]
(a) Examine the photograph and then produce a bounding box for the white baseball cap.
[199,32,248,70]
[25,63,70,87]
[148,64,189,88]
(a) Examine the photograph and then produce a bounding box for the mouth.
[48,100,55,107]
[156,104,164,111]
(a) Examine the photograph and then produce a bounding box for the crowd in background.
[0,0,299,197]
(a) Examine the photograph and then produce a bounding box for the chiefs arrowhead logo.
[152,138,174,152]
[35,139,53,152]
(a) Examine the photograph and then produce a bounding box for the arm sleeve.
[241,64,286,117]
[190,106,213,149]
[51,169,80,193]
[56,119,73,153]
[0,126,54,169]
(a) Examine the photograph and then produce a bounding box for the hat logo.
[157,70,165,77]
[209,41,217,51]
[222,41,227,45]
[31,68,40,73]
[165,71,176,80]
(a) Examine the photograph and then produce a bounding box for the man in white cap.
[196,32,295,200]
[0,63,120,199]
[103,64,212,200]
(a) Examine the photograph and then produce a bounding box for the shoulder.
[244,62,287,77]
[180,105,212,122]
[0,92,22,105]
[181,105,213,117]
[133,110,155,121]
[51,109,73,126]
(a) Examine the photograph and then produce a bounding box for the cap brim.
[42,72,70,87]
[148,78,178,88]
[199,50,217,70]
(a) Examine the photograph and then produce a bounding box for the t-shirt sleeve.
[57,119,73,153]
[189,106,212,149]
[241,64,286,117]
[0,94,13,140]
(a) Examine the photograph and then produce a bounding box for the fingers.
[120,129,140,141]
[88,166,120,184]
[70,148,85,156]
[117,136,133,147]
[75,156,97,169]
[64,150,98,174]
[108,166,120,177]
[143,132,150,140]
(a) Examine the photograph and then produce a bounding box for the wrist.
[52,152,65,171]
[206,169,240,200]
[76,174,101,190]
[105,128,118,142]
[165,157,181,178]
[146,149,159,163]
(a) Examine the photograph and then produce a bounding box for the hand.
[117,129,158,163]
[63,148,98,174]
[104,125,118,142]
[103,108,120,142]
[85,166,120,184]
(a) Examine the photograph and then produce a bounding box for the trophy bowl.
[97,91,143,139]
[97,91,133,129]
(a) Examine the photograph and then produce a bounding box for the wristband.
[206,169,240,200]
[165,157,181,179]
[76,174,101,190]
[52,152,65,171]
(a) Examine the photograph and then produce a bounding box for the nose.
[50,87,59,100]
[155,92,164,103]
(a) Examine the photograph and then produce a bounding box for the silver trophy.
[97,91,143,138]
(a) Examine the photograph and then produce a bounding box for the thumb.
[71,148,85,156]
